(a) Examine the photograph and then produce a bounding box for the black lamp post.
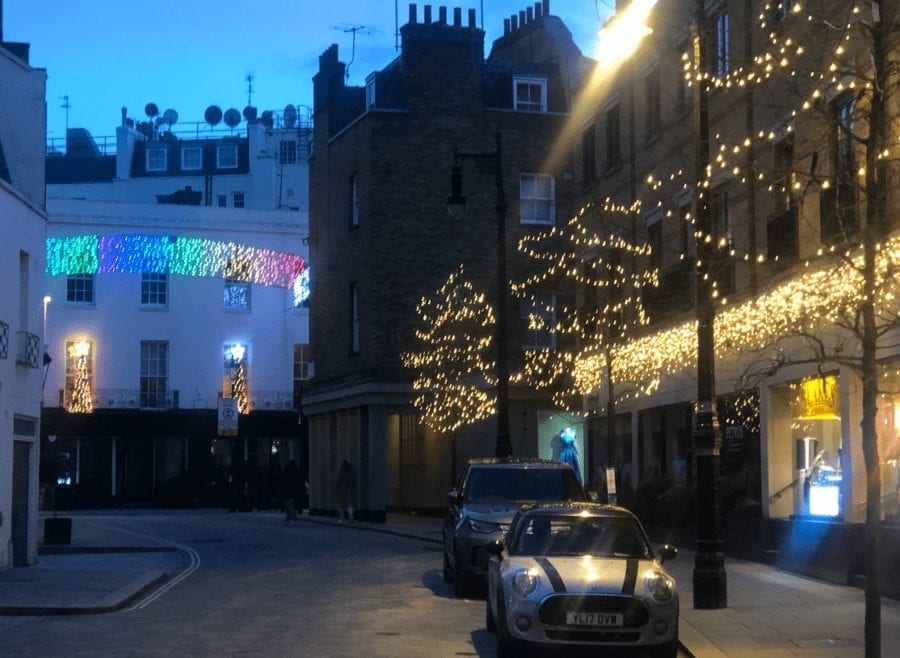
[690,1,727,609]
[447,130,512,459]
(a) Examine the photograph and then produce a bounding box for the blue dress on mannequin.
[558,427,581,483]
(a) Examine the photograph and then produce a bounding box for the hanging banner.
[218,397,238,436]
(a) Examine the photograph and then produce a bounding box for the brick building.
[304,1,591,520]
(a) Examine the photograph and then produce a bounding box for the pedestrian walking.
[336,460,357,523]
[280,460,304,523]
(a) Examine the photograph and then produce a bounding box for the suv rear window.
[464,467,584,504]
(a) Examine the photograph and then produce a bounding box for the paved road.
[0,513,689,656]
[0,513,491,657]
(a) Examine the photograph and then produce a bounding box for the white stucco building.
[0,39,47,567]
[42,109,311,509]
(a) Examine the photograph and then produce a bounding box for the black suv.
[442,458,586,597]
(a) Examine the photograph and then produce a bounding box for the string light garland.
[402,266,498,432]
[66,340,94,413]
[46,234,306,290]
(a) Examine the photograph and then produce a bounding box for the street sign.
[218,398,238,436]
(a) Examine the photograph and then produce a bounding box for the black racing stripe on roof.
[622,558,639,595]
[535,557,566,593]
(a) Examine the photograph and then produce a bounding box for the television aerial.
[331,24,379,79]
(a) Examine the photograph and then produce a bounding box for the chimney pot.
[409,3,417,23]
[519,10,526,25]
[535,2,542,18]
[453,7,461,26]
[526,6,534,23]
[439,6,447,24]
[543,0,550,16]
[511,14,518,30]
[424,5,432,23]
[468,8,476,27]
[503,17,510,34]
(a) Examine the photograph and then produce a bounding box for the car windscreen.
[463,467,583,504]
[511,515,651,559]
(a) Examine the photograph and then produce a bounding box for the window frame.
[146,148,167,172]
[223,280,252,311]
[232,192,245,208]
[519,173,556,226]
[713,11,730,77]
[66,273,95,304]
[279,140,297,164]
[349,174,360,227]
[140,272,168,308]
[180,146,202,171]
[64,339,94,412]
[139,340,169,410]
[520,292,556,351]
[217,144,238,169]
[513,77,548,113]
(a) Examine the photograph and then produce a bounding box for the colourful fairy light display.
[47,234,306,290]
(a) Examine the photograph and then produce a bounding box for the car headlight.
[512,569,539,596]
[464,518,501,534]
[644,570,675,602]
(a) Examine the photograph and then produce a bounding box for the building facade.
[0,38,47,567]
[305,1,590,520]
[573,0,899,584]
[42,110,311,510]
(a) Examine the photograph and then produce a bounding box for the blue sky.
[5,1,612,145]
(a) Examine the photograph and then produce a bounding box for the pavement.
[1,511,898,657]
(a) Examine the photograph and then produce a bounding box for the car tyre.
[650,637,678,658]
[485,597,497,633]
[442,551,453,584]
[495,595,523,658]
[454,568,477,598]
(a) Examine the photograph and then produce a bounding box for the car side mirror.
[657,544,677,563]
[485,539,504,559]
[447,490,460,506]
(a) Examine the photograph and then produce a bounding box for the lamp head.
[447,164,467,219]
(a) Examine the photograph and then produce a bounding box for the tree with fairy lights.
[642,2,898,651]
[402,266,497,433]
[514,198,658,470]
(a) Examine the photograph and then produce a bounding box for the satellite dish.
[144,102,159,118]
[260,110,274,129]
[204,105,223,126]
[163,108,179,127]
[242,105,257,122]
[283,104,297,129]
[223,108,241,128]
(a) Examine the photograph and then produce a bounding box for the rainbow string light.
[47,234,306,290]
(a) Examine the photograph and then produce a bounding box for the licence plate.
[566,612,624,627]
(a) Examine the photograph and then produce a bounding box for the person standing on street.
[281,460,304,523]
[336,460,357,523]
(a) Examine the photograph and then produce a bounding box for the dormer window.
[181,146,202,171]
[146,148,167,172]
[514,77,547,112]
[217,145,238,169]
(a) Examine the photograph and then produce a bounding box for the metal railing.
[16,331,40,368]
[91,388,179,410]
[248,390,295,411]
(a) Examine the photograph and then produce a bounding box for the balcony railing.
[248,390,295,411]
[16,331,40,368]
[0,320,8,359]
[91,388,180,410]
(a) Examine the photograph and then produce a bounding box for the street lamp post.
[690,2,727,609]
[447,130,512,459]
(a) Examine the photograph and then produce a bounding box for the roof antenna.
[331,24,376,79]
[60,95,71,133]
[245,72,255,107]
[394,0,399,52]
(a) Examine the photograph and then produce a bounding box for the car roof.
[515,502,639,519]
[465,458,574,469]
